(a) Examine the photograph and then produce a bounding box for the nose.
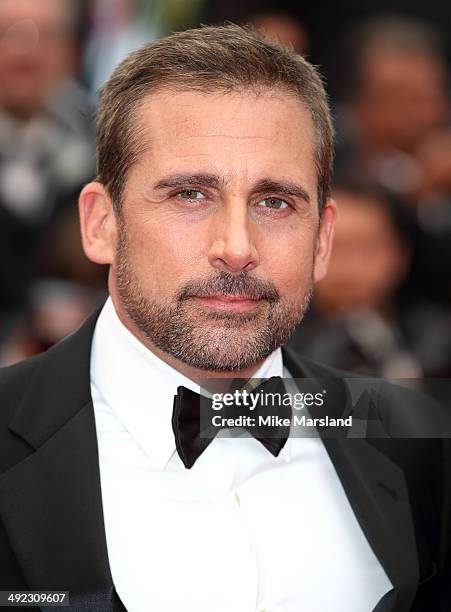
[207,199,259,274]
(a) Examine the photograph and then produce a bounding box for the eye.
[177,189,205,201]
[257,197,290,210]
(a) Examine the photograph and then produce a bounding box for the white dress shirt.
[90,298,392,612]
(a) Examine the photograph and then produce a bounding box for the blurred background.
[0,0,450,379]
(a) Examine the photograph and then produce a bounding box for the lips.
[194,294,261,313]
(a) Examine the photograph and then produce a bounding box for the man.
[0,0,95,331]
[335,16,449,185]
[0,24,449,612]
[333,15,451,306]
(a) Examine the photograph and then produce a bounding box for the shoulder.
[284,346,449,434]
[283,346,451,477]
[0,353,46,426]
[0,352,52,472]
[282,344,362,382]
[0,309,100,469]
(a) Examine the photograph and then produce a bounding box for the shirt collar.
[90,297,288,470]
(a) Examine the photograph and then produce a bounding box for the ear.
[313,198,337,284]
[78,181,117,265]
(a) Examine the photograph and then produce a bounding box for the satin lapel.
[282,347,420,612]
[322,437,419,612]
[0,309,126,611]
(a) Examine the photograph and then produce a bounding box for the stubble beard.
[114,221,313,371]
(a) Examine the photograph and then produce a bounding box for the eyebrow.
[252,178,311,204]
[153,173,311,204]
[154,174,223,190]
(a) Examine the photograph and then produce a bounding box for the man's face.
[0,0,73,116]
[315,191,407,314]
[85,89,335,372]
[357,49,448,152]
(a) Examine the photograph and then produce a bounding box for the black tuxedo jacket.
[0,309,450,612]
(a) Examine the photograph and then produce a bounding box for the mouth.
[193,294,262,313]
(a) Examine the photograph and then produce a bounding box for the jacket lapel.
[0,310,126,611]
[282,346,420,612]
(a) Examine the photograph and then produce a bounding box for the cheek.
[123,219,206,293]
[367,253,400,287]
[263,235,315,297]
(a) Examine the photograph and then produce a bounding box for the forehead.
[362,48,445,88]
[0,0,68,25]
[334,191,395,233]
[132,88,316,181]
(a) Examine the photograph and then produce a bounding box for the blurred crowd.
[0,0,450,379]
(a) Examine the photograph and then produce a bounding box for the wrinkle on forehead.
[136,88,314,143]
[188,134,273,140]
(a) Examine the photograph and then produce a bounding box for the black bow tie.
[172,376,291,469]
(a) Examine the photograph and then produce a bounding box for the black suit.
[0,309,450,611]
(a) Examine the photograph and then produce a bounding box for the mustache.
[177,271,280,302]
